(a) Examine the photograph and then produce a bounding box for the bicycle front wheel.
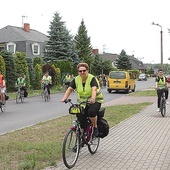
[21,94,24,103]
[44,90,48,102]
[160,98,166,117]
[62,129,80,169]
[1,103,6,112]
[88,136,100,154]
[16,92,20,104]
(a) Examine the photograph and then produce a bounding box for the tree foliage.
[44,12,78,64]
[0,51,16,91]
[115,50,132,70]
[74,19,93,67]
[33,64,42,90]
[0,55,6,76]
[14,52,30,88]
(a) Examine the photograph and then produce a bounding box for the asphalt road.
[0,77,155,135]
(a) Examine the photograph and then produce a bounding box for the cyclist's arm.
[90,77,98,103]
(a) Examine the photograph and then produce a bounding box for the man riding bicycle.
[0,71,6,105]
[41,71,52,98]
[63,73,72,89]
[16,75,26,94]
[155,69,169,112]
[60,62,104,137]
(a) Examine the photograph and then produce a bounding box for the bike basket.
[69,104,82,114]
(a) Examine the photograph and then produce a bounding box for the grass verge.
[0,102,152,170]
[128,90,157,96]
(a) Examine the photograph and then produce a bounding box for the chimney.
[92,49,99,54]
[23,23,30,32]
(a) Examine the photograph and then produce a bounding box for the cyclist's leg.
[47,85,50,98]
[88,102,101,136]
[76,110,87,133]
[157,89,162,109]
[1,88,5,104]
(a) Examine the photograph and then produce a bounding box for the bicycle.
[62,99,102,169]
[16,86,24,104]
[43,84,49,102]
[0,87,6,112]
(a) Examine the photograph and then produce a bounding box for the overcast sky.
[1,0,170,64]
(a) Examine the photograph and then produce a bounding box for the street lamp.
[152,22,163,70]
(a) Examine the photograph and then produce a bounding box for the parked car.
[107,71,136,93]
[138,73,147,81]
[166,75,170,83]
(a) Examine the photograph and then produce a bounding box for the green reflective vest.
[75,74,104,103]
[157,76,166,89]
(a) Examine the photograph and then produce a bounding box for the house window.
[32,43,40,55]
[0,44,5,51]
[7,42,16,54]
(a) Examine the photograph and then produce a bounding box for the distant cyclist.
[63,73,72,89]
[155,69,169,112]
[16,74,26,95]
[41,71,52,98]
[0,71,6,104]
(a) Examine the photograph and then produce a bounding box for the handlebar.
[64,99,90,106]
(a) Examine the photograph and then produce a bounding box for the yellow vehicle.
[107,71,136,93]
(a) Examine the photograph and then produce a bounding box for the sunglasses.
[78,70,87,73]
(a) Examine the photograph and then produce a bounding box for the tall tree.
[44,12,78,64]
[115,50,132,70]
[74,19,94,68]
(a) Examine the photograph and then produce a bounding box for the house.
[92,49,146,73]
[0,23,48,58]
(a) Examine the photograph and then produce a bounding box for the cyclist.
[41,71,52,98]
[0,71,6,104]
[63,73,72,89]
[155,69,169,112]
[16,74,26,95]
[60,62,104,137]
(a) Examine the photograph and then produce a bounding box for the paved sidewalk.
[45,96,170,170]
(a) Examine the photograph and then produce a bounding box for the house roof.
[0,25,48,42]
[99,53,146,70]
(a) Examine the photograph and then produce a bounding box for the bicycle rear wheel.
[88,136,100,154]
[62,129,80,169]
[160,98,166,117]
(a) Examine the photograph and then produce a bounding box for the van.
[107,71,136,93]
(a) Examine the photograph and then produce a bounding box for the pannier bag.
[69,104,82,114]
[98,108,106,118]
[24,91,28,97]
[97,117,109,138]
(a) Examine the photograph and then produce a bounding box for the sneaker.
[157,108,160,112]
[93,127,99,137]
